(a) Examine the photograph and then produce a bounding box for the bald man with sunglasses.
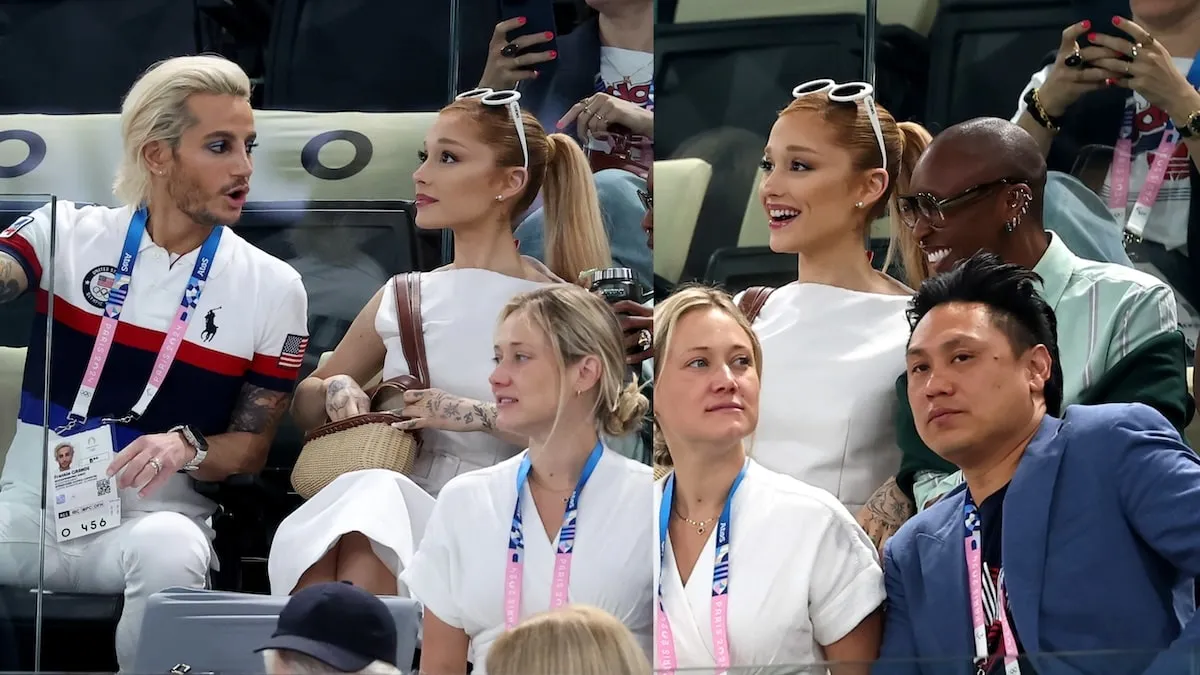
[880,117,1192,519]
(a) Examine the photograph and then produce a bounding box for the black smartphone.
[497,0,559,65]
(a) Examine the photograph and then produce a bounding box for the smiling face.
[759,110,885,254]
[904,145,1026,275]
[906,302,1051,465]
[151,93,255,226]
[411,110,525,231]
[654,307,760,452]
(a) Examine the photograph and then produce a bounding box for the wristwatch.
[172,425,208,472]
[1176,110,1200,138]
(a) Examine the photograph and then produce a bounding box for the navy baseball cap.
[256,581,398,670]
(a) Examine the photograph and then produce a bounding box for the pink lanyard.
[503,443,602,629]
[656,461,746,671]
[964,497,1020,675]
[1106,101,1179,240]
[61,208,222,435]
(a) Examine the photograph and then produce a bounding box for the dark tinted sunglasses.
[896,178,1022,230]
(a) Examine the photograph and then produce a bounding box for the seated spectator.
[481,2,653,288]
[268,89,614,598]
[0,56,308,671]
[878,252,1200,675]
[257,581,402,675]
[653,286,882,674]
[486,605,650,675]
[477,0,653,167]
[889,117,1188,514]
[1012,11,1200,350]
[402,284,652,675]
[730,79,930,551]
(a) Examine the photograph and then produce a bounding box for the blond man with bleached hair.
[0,54,309,673]
[113,54,251,208]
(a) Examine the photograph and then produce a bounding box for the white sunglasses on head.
[455,87,529,169]
[792,79,887,172]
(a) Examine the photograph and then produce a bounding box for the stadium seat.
[0,0,200,114]
[923,0,1075,131]
[263,0,499,112]
[672,0,941,35]
[653,158,712,285]
[133,587,420,673]
[703,246,797,295]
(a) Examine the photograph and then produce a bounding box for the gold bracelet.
[1029,88,1061,133]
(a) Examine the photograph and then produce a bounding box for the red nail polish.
[544,31,554,39]
[532,70,540,78]
[1106,78,1116,86]
[517,16,527,24]
[1089,32,1098,42]
[1081,20,1091,30]
[1112,16,1122,25]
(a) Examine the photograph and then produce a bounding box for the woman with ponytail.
[403,284,652,675]
[731,80,932,551]
[268,89,612,598]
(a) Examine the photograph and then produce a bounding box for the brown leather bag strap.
[393,273,431,389]
[737,286,776,323]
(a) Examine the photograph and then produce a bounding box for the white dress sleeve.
[807,503,886,646]
[401,486,466,629]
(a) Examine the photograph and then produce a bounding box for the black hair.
[907,251,1063,416]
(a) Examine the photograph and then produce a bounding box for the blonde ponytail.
[883,121,933,288]
[600,380,649,438]
[542,134,612,284]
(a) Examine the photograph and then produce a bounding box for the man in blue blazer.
[877,251,1200,675]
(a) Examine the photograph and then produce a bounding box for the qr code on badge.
[95,478,112,497]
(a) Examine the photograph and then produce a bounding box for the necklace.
[673,506,718,535]
[602,53,652,86]
[530,473,572,503]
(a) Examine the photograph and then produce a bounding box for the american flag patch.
[278,334,308,369]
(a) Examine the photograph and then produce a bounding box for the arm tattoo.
[228,383,290,433]
[425,391,497,431]
[0,254,28,304]
[863,477,916,531]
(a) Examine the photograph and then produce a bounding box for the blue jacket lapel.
[1002,415,1066,655]
[918,489,978,657]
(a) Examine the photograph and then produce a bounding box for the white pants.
[0,500,211,672]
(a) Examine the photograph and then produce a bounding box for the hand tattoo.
[0,254,28,304]
[228,383,290,433]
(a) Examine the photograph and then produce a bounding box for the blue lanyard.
[66,208,223,429]
[655,459,748,666]
[504,441,604,627]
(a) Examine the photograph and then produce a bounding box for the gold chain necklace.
[673,506,718,535]
[530,474,572,504]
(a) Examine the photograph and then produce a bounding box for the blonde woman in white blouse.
[402,284,653,675]
[653,285,884,675]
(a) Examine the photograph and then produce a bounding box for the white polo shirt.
[0,201,309,519]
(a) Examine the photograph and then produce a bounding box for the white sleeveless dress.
[268,268,551,595]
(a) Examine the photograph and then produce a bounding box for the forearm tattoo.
[0,254,27,304]
[422,390,497,431]
[863,477,915,532]
[228,384,290,433]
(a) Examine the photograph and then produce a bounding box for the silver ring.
[638,329,651,348]
[1131,43,1141,60]
[148,458,163,473]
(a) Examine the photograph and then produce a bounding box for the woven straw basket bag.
[291,273,430,500]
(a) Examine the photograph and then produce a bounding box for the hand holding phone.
[478,13,560,90]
